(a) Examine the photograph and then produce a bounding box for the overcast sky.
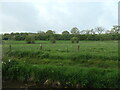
[0,0,119,34]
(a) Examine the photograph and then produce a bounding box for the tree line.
[2,26,120,42]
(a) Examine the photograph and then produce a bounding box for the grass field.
[2,40,119,88]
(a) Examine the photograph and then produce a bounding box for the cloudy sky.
[0,0,119,34]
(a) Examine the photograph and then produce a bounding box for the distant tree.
[14,35,21,41]
[80,30,86,34]
[105,30,111,34]
[61,31,70,40]
[14,35,25,41]
[46,30,55,40]
[62,31,70,35]
[38,31,45,34]
[71,37,79,43]
[95,27,105,34]
[35,31,46,40]
[25,35,35,44]
[3,33,12,40]
[85,30,91,34]
[111,25,120,34]
[50,36,56,43]
[71,27,79,35]
[46,30,55,35]
[90,29,95,34]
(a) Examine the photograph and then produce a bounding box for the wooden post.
[40,43,42,50]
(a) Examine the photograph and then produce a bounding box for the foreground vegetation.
[3,60,119,88]
[2,40,119,88]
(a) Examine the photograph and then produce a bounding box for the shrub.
[71,37,79,43]
[25,35,35,44]
[50,37,56,43]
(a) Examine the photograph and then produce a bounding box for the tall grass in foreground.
[2,60,119,88]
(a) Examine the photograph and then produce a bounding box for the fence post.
[40,43,42,50]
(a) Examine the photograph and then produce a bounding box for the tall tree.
[62,31,70,40]
[46,30,55,35]
[38,31,45,34]
[71,27,79,34]
[105,30,111,34]
[62,31,70,35]
[80,30,86,34]
[95,27,105,34]
[46,30,55,40]
[111,25,120,34]
[90,29,95,34]
[85,29,91,34]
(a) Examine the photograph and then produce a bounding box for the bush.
[50,37,56,43]
[25,35,35,44]
[71,37,79,43]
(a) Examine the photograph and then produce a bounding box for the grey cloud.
[0,2,118,34]
[1,2,41,33]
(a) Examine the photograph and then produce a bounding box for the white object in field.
[9,59,11,62]
[40,44,42,46]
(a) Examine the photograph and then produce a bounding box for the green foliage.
[2,60,119,88]
[5,49,118,62]
[14,35,25,41]
[50,37,56,43]
[2,40,119,88]
[71,37,79,43]
[2,31,120,41]
[7,50,49,59]
[3,40,118,61]
[62,31,70,35]
[71,27,79,34]
[46,30,55,35]
[25,35,35,44]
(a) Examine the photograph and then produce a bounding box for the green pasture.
[2,40,119,88]
[3,40,118,60]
